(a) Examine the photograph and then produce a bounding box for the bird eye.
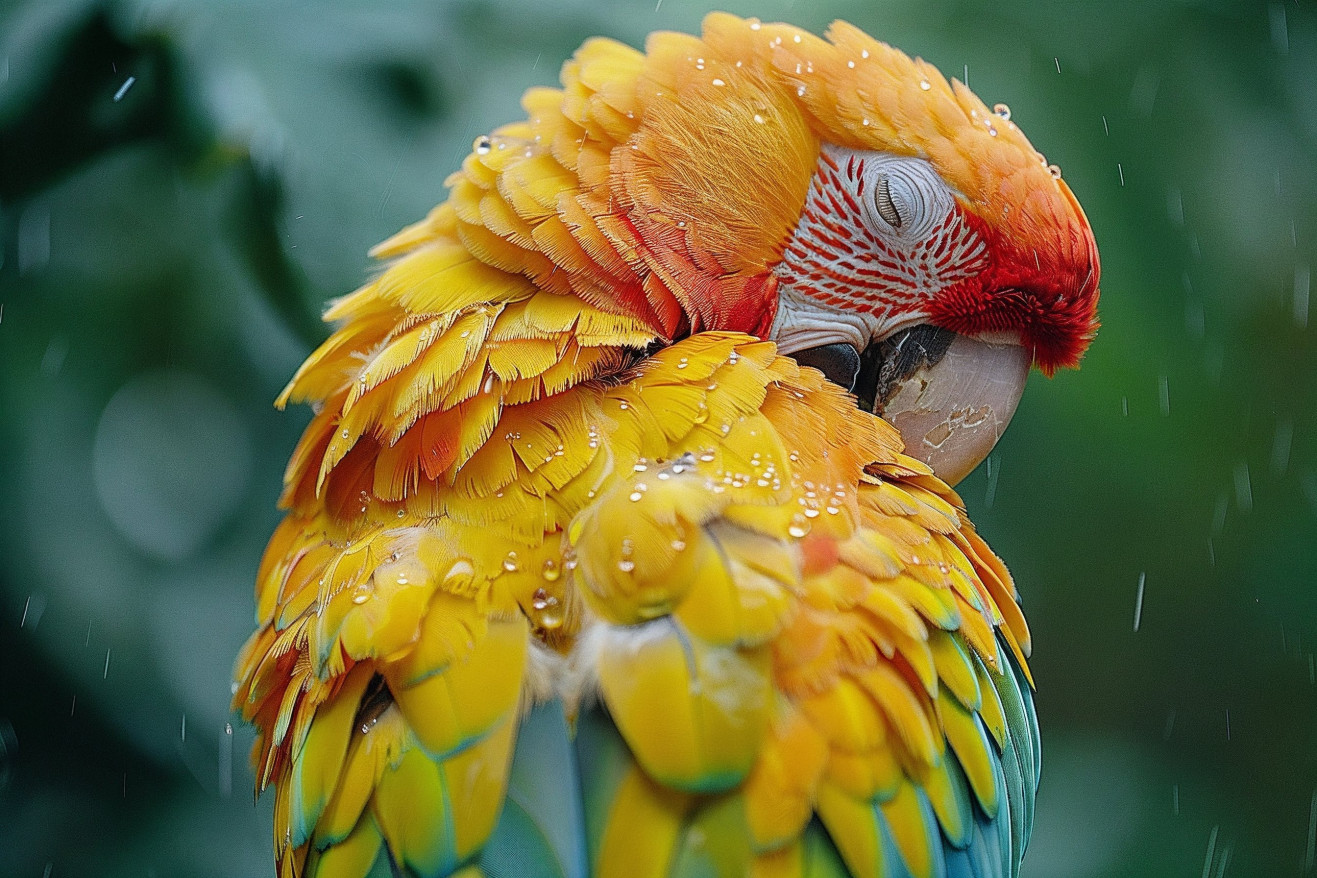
[874,174,903,228]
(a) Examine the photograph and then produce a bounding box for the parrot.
[232,13,1099,878]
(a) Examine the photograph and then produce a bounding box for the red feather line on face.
[776,151,989,325]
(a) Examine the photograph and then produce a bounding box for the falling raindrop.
[1233,462,1253,514]
[219,723,233,798]
[1202,826,1219,878]
[1133,572,1146,631]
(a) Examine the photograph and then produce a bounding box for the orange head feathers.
[591,13,1099,372]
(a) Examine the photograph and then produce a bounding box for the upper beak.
[790,328,1030,486]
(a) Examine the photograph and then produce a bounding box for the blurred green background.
[1,0,1313,875]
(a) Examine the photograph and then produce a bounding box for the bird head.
[614,14,1100,483]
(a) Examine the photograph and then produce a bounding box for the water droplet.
[629,490,644,502]
[993,103,1011,121]
[797,85,807,97]
[341,429,350,439]
[503,552,519,572]
[351,582,373,604]
[531,587,553,610]
[748,19,761,30]
[753,113,766,124]
[919,79,931,91]
[396,508,406,518]
[847,60,856,69]
[473,135,492,155]
[542,559,561,582]
[671,539,686,552]
[987,126,998,137]
[1048,164,1063,179]
[803,507,820,519]
[617,559,636,573]
[711,78,725,87]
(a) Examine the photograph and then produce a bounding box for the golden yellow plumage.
[234,12,1099,878]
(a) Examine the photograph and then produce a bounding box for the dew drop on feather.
[474,135,492,155]
[993,103,1012,121]
[919,79,931,91]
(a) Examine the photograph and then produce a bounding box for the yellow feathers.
[234,14,1048,878]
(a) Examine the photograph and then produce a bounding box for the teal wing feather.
[480,701,587,878]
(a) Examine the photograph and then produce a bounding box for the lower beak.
[790,327,1030,485]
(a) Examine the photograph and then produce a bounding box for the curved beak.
[878,334,1029,485]
[789,328,1030,486]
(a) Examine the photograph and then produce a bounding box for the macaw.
[233,13,1099,878]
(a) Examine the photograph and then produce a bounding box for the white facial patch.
[770,145,989,355]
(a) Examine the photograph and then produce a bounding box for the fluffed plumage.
[233,14,1097,878]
